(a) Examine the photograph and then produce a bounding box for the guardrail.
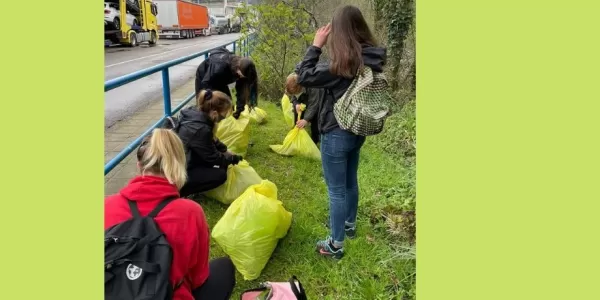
[105,35,254,175]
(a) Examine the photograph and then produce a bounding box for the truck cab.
[104,0,159,47]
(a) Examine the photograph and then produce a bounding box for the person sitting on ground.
[295,5,387,259]
[195,47,258,119]
[285,72,322,145]
[104,128,236,300]
[176,89,243,197]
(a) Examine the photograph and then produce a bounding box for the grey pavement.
[104,78,197,196]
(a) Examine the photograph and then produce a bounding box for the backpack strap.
[148,196,178,218]
[127,199,141,219]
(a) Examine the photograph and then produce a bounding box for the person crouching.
[176,89,243,198]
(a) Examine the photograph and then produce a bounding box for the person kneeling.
[177,89,243,198]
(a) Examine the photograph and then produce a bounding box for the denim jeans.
[321,128,366,248]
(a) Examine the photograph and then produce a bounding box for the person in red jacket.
[105,128,236,300]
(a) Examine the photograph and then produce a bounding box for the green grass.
[192,102,416,299]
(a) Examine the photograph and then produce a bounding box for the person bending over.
[104,128,236,300]
[285,72,322,144]
[177,89,243,197]
[195,47,258,119]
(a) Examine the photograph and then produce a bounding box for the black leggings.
[192,257,236,300]
[179,166,227,198]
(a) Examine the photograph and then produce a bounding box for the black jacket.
[177,107,236,169]
[194,47,257,116]
[295,45,387,133]
[290,88,322,122]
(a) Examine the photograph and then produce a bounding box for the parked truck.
[210,14,240,34]
[153,0,210,39]
[104,0,159,47]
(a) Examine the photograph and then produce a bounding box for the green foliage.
[373,99,416,161]
[373,0,415,91]
[196,101,415,299]
[236,3,315,101]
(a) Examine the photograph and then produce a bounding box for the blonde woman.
[104,129,235,300]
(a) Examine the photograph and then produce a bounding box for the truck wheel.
[114,17,120,30]
[129,32,137,47]
[149,31,157,45]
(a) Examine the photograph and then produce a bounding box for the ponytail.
[137,129,187,189]
[196,89,233,122]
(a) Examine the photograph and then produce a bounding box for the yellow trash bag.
[270,111,321,160]
[212,180,292,280]
[204,160,263,205]
[241,105,268,124]
[215,115,251,156]
[281,94,294,128]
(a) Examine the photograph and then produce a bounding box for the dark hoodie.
[295,45,387,134]
[194,47,257,116]
[177,107,236,170]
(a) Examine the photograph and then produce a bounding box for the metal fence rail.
[105,36,253,175]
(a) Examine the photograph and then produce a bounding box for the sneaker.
[325,218,357,239]
[316,237,344,259]
[345,226,356,239]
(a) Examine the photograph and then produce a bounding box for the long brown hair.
[328,5,377,78]
[136,129,187,189]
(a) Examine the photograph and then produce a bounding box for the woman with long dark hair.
[195,48,258,119]
[295,5,387,259]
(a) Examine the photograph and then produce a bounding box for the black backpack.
[105,197,183,300]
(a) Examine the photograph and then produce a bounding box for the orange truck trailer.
[154,0,210,39]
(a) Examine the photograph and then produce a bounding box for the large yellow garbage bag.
[204,160,263,205]
[281,94,294,128]
[212,180,292,280]
[215,115,251,156]
[269,127,321,161]
[241,105,268,124]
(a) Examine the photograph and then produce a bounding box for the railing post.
[162,69,172,116]
[243,39,247,56]
[233,41,236,54]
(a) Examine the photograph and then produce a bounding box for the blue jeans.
[321,128,366,248]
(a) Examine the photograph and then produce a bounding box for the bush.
[373,97,416,163]
[237,3,314,101]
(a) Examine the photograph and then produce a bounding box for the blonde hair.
[137,129,187,189]
[285,73,302,95]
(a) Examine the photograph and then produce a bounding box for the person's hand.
[225,150,235,157]
[295,104,304,114]
[313,23,331,48]
[296,119,308,129]
[230,155,243,165]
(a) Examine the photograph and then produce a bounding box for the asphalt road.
[104,33,241,128]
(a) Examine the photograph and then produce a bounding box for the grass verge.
[192,101,416,299]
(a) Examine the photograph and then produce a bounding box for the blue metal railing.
[105,36,253,175]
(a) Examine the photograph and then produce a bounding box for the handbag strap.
[288,276,307,300]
